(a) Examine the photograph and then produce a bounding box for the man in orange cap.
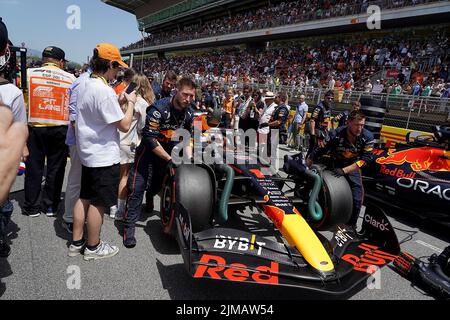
[70,43,136,260]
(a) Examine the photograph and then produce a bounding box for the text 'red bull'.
[341,243,397,273]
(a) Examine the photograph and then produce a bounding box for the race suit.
[270,104,290,147]
[124,97,194,236]
[333,110,350,128]
[307,101,332,157]
[311,126,375,226]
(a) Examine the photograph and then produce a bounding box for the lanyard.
[90,73,108,86]
[42,62,60,68]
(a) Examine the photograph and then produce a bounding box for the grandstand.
[105,0,450,55]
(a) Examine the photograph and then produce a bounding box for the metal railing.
[214,82,449,132]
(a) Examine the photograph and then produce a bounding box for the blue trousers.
[345,170,364,226]
[0,199,13,237]
[124,144,167,229]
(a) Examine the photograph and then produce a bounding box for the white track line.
[415,240,442,253]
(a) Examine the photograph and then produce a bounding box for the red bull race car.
[157,141,400,296]
[364,124,450,227]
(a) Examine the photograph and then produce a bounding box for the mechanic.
[152,70,177,101]
[123,77,196,248]
[307,110,375,228]
[266,93,290,155]
[332,101,361,128]
[307,90,334,158]
[145,71,178,213]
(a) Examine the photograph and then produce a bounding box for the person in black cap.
[0,18,28,257]
[0,18,8,56]
[306,89,334,158]
[41,46,68,63]
[23,46,75,218]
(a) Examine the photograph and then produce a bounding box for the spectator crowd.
[122,0,437,50]
[131,28,450,100]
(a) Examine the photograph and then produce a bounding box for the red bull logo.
[380,165,416,179]
[376,147,450,172]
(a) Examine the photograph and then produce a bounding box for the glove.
[166,159,178,173]
[332,168,346,177]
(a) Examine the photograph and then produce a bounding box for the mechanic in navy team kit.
[266,93,290,155]
[145,71,178,212]
[123,77,196,248]
[152,70,177,100]
[332,101,361,128]
[308,110,375,228]
[307,90,334,158]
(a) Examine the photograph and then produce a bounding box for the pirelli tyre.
[311,170,353,230]
[161,164,214,234]
[360,97,386,146]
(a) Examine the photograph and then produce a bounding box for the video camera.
[0,17,27,90]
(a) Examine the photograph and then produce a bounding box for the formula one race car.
[158,144,400,296]
[363,124,450,227]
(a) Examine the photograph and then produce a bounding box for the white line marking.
[415,240,442,253]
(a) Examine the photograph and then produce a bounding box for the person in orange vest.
[24,46,75,218]
[114,68,135,95]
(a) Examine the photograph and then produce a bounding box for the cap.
[42,46,67,61]
[265,91,275,99]
[0,18,8,54]
[96,43,128,68]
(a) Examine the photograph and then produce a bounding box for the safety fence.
[219,82,449,132]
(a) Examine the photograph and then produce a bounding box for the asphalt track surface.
[0,148,448,301]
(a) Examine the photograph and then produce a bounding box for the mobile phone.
[126,82,137,94]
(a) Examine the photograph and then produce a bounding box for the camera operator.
[0,18,28,257]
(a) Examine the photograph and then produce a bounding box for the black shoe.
[0,236,10,258]
[145,197,154,213]
[23,210,40,218]
[61,220,73,234]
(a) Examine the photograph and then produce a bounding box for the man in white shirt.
[258,91,277,158]
[71,43,136,261]
[62,67,91,234]
[328,76,336,90]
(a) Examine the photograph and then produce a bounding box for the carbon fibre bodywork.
[161,151,401,295]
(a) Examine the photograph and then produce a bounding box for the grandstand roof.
[101,0,151,14]
[101,0,184,16]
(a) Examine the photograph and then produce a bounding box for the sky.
[1,0,143,64]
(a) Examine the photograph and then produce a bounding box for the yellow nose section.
[281,214,334,272]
